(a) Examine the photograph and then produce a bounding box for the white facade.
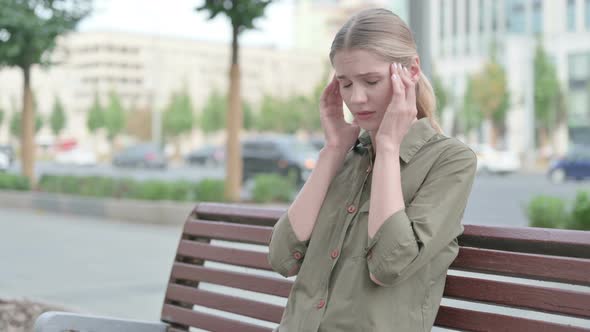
[0,31,328,145]
[432,0,590,156]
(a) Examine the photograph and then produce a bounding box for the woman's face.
[333,49,394,132]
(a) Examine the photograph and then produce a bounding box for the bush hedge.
[526,190,590,231]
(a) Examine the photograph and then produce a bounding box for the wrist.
[319,146,349,160]
[375,139,401,154]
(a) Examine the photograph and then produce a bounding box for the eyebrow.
[336,72,381,79]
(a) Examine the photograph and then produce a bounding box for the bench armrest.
[34,311,169,332]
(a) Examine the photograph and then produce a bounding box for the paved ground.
[0,208,182,321]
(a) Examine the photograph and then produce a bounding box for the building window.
[568,53,590,126]
[491,1,498,32]
[532,0,543,34]
[440,0,445,40]
[466,0,471,34]
[567,0,576,32]
[506,0,526,33]
[479,0,485,33]
[452,0,458,37]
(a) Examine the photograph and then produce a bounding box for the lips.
[355,111,375,119]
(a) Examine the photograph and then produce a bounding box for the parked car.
[55,146,97,166]
[0,150,9,171]
[185,144,225,166]
[112,143,167,169]
[471,144,521,175]
[242,135,318,185]
[547,145,590,183]
[0,144,15,165]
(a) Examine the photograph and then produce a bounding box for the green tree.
[533,41,561,150]
[104,92,126,141]
[470,60,510,147]
[0,0,90,184]
[10,112,42,139]
[460,76,484,135]
[163,89,194,139]
[197,0,274,202]
[50,97,66,136]
[0,108,4,127]
[87,93,105,133]
[432,72,448,117]
[243,100,254,130]
[199,89,226,134]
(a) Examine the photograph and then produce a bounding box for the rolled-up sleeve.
[365,146,477,287]
[268,211,310,277]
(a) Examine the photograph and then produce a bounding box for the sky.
[78,0,296,49]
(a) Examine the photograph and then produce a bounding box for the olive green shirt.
[268,118,477,332]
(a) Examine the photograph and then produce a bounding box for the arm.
[268,74,359,278]
[366,145,477,287]
[268,147,348,277]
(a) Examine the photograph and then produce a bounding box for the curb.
[0,190,289,225]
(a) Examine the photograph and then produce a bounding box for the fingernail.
[404,66,408,72]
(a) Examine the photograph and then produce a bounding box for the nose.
[350,86,367,104]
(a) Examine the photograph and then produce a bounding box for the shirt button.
[347,205,356,214]
[293,251,303,260]
[316,299,326,309]
[366,165,372,173]
[331,249,339,259]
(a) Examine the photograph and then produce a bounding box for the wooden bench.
[35,202,590,331]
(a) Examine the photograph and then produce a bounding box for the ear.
[409,56,421,83]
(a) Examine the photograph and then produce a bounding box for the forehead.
[332,49,389,76]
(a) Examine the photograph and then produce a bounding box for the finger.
[399,66,415,103]
[390,64,405,106]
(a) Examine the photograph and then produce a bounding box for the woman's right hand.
[319,76,360,152]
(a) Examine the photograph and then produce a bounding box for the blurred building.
[0,31,327,143]
[295,0,590,160]
[433,0,590,158]
[294,0,394,53]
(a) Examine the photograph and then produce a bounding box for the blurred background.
[0,0,589,329]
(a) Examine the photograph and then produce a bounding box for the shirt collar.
[357,117,438,163]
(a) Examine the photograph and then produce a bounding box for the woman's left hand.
[375,63,418,152]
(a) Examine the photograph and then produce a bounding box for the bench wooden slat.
[435,305,590,332]
[184,219,272,245]
[460,224,590,258]
[177,240,272,270]
[165,284,284,323]
[445,275,590,318]
[162,304,272,332]
[170,263,292,297]
[194,203,282,226]
[452,247,590,286]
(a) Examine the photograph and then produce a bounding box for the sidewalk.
[0,207,182,321]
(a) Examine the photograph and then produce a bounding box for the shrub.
[251,174,295,203]
[0,173,30,191]
[195,179,225,202]
[526,195,569,229]
[131,180,171,201]
[568,191,590,231]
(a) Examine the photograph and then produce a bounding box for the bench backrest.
[160,203,590,332]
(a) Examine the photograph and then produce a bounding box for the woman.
[268,8,476,332]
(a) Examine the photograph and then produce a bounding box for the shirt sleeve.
[364,144,477,287]
[267,211,310,278]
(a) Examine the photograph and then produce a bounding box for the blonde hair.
[329,8,443,133]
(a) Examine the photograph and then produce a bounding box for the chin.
[357,121,380,132]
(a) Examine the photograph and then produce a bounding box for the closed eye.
[367,80,379,85]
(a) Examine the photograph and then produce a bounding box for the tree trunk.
[21,65,35,186]
[224,26,243,202]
